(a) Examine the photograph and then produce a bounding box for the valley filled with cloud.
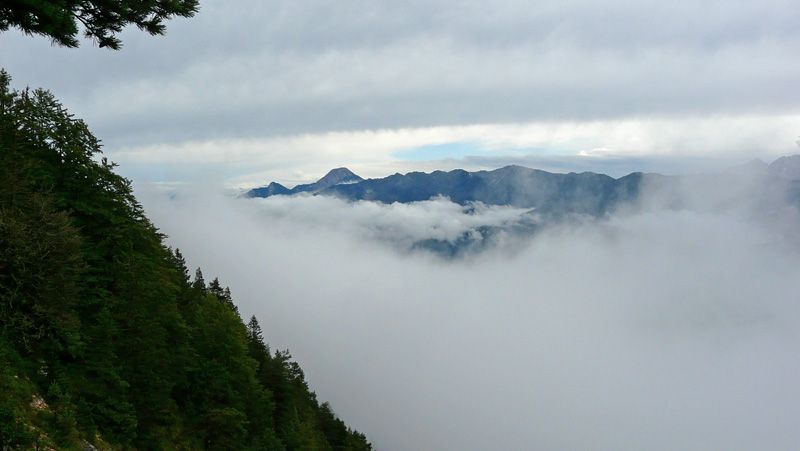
[138,173,800,449]
[5,0,800,448]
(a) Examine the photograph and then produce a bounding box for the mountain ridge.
[242,167,363,198]
[244,164,652,217]
[244,156,800,213]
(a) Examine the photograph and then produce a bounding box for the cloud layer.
[246,194,531,252]
[4,0,800,192]
[110,116,800,189]
[7,1,800,446]
[3,0,800,152]
[137,178,800,450]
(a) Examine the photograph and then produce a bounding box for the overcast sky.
[2,0,800,187]
[6,3,800,449]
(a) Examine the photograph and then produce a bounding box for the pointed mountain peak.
[286,168,365,195]
[315,167,363,187]
[319,167,361,182]
[769,155,800,180]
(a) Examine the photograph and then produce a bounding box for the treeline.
[0,70,371,450]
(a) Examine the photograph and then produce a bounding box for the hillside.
[0,73,371,450]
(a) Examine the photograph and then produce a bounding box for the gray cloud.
[7,2,800,446]
[2,0,799,147]
[136,174,800,450]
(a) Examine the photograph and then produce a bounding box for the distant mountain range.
[243,165,644,216]
[242,156,800,258]
[243,155,800,215]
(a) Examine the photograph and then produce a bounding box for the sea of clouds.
[137,175,800,450]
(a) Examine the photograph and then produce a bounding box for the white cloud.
[247,195,531,250]
[135,173,800,450]
[6,0,800,446]
[110,114,800,187]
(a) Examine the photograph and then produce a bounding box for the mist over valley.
[139,157,800,449]
[5,0,800,448]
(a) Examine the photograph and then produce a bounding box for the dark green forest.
[0,70,372,450]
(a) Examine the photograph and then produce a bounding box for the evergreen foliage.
[0,70,372,450]
[0,0,199,49]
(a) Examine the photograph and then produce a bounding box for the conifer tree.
[0,72,372,450]
[170,247,190,283]
[192,267,208,295]
[209,277,223,297]
[0,0,199,49]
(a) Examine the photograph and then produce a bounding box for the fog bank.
[138,180,800,450]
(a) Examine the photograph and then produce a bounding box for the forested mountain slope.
[0,71,371,450]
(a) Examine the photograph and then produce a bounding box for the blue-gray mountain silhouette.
[245,165,646,217]
[244,159,800,215]
[242,167,362,198]
[324,166,647,216]
[243,157,800,258]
